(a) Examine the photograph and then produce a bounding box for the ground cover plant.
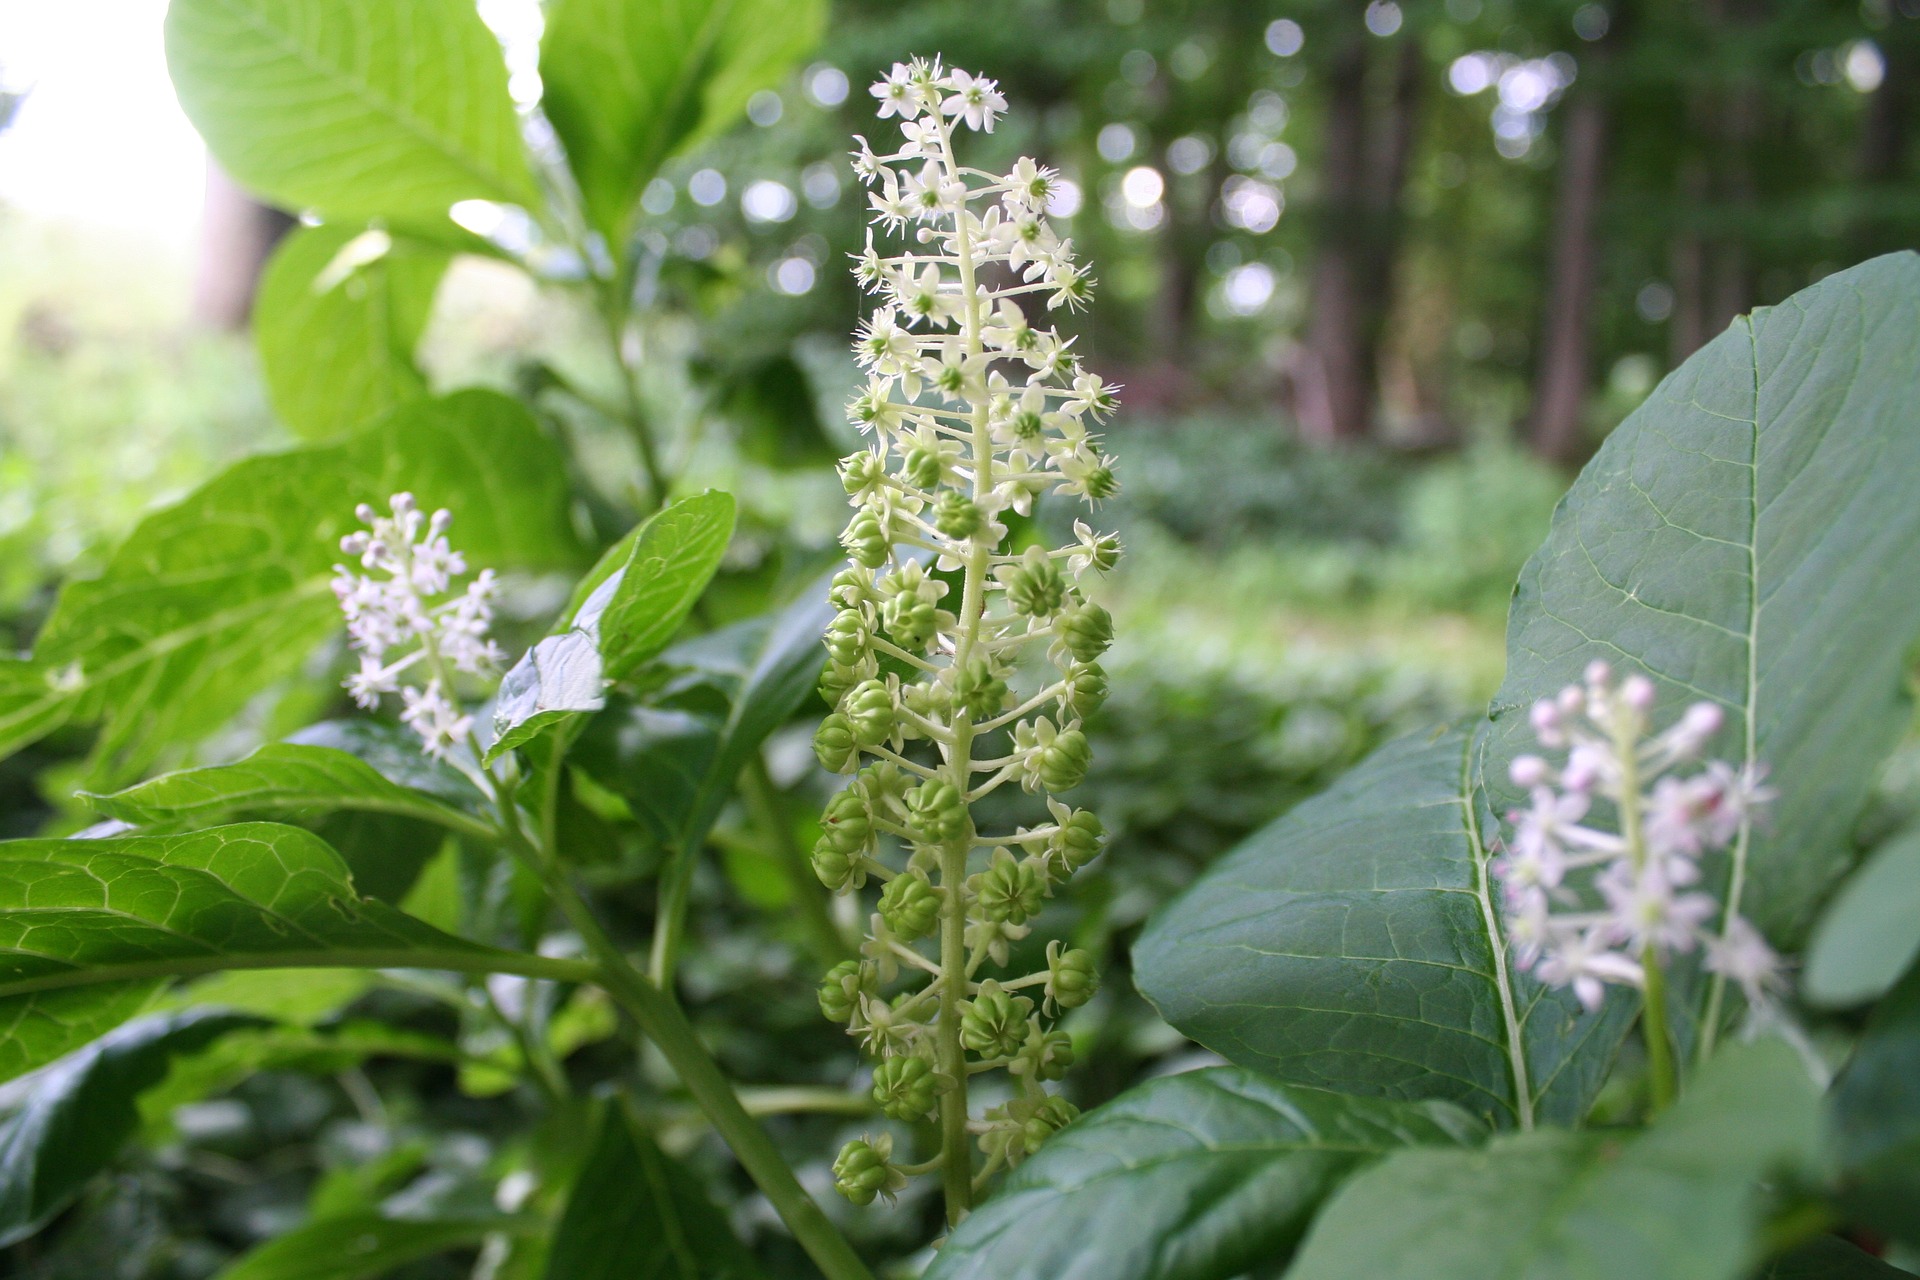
[0,3,1917,1279]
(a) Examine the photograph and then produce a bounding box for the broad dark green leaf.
[1758,1237,1913,1278]
[540,0,826,244]
[1487,252,1920,942]
[1830,958,1920,1248]
[4,391,577,783]
[0,822,574,1082]
[166,0,539,220]
[577,571,833,856]
[0,1009,258,1247]
[543,1099,763,1280]
[1805,825,1920,1007]
[1285,1039,1821,1280]
[924,1067,1483,1280]
[1138,256,1920,1125]
[1137,725,1622,1128]
[255,224,451,440]
[487,493,734,763]
[81,742,490,837]
[214,1211,528,1280]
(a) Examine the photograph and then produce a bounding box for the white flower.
[871,63,918,119]
[401,679,473,760]
[1535,931,1644,1012]
[942,69,1006,132]
[1704,916,1784,1005]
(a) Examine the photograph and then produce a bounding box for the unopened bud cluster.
[1495,662,1779,1012]
[331,493,501,759]
[814,57,1119,1208]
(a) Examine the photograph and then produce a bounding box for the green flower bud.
[1021,1095,1080,1153]
[855,760,910,809]
[906,779,968,845]
[811,839,864,892]
[1061,662,1109,719]
[818,788,872,855]
[1012,1024,1076,1081]
[841,509,889,568]
[1046,940,1099,1011]
[871,1055,941,1121]
[901,444,944,490]
[881,592,940,651]
[934,491,984,540]
[843,678,895,749]
[832,1137,903,1206]
[1002,545,1066,617]
[1057,600,1113,663]
[825,609,870,666]
[903,678,953,724]
[1082,465,1118,501]
[878,870,942,940]
[1027,725,1091,793]
[841,450,888,496]
[974,848,1044,926]
[959,980,1032,1058]
[952,656,1009,720]
[813,713,860,773]
[829,566,875,609]
[818,959,864,1022]
[818,659,863,707]
[1049,805,1106,873]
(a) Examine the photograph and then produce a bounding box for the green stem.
[591,285,669,506]
[1641,949,1677,1114]
[648,850,696,987]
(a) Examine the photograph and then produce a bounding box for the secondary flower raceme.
[1494,661,1781,1014]
[331,493,502,759]
[819,57,1117,1215]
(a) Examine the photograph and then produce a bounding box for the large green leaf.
[1285,1039,1820,1280]
[487,493,736,764]
[543,1099,763,1280]
[165,0,538,220]
[1804,824,1920,1008]
[1136,725,1622,1128]
[255,224,451,440]
[3,391,577,782]
[1830,958,1920,1248]
[81,742,491,837]
[576,571,833,856]
[1759,1238,1914,1278]
[0,823,588,1083]
[924,1067,1482,1280]
[214,1212,529,1280]
[0,1009,258,1248]
[540,0,826,244]
[1137,255,1920,1125]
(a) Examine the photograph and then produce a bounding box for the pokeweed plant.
[808,57,1119,1223]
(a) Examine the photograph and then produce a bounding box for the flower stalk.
[813,57,1120,1226]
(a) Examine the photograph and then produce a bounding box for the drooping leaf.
[487,493,735,764]
[1804,824,1920,1007]
[81,742,490,837]
[923,1067,1483,1280]
[1136,725,1622,1128]
[542,1098,764,1280]
[1830,958,1920,1248]
[1137,255,1920,1125]
[576,571,833,856]
[0,1009,259,1248]
[213,1211,530,1280]
[1284,1039,1821,1280]
[165,0,539,220]
[254,224,451,440]
[0,822,582,1082]
[6,391,578,783]
[539,0,826,244]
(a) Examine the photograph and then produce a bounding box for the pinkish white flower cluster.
[1495,661,1780,1011]
[331,493,501,758]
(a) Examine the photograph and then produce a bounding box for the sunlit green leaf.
[213,1211,530,1280]
[166,0,538,220]
[254,224,451,440]
[925,1067,1483,1280]
[540,0,826,244]
[0,1010,259,1248]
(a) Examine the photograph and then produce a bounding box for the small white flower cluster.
[331,493,501,759]
[1495,661,1779,1012]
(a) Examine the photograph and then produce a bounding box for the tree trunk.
[191,162,294,330]
[1296,25,1422,444]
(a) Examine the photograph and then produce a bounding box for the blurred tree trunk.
[1669,0,1760,363]
[1526,10,1627,465]
[191,162,293,330]
[1295,21,1421,444]
[1855,10,1919,259]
